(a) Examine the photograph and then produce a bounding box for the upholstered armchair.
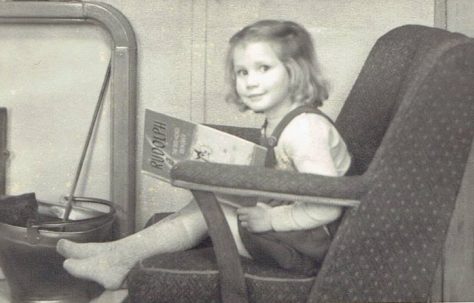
[127,25,474,303]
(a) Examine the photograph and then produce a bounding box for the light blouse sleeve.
[268,114,350,232]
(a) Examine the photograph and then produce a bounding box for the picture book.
[142,109,267,207]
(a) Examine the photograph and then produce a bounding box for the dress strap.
[261,105,335,168]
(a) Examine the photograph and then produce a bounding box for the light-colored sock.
[59,202,208,290]
[57,239,116,259]
[63,254,131,290]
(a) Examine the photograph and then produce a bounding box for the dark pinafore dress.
[238,105,345,276]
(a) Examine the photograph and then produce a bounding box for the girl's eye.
[236,69,248,76]
[259,65,270,72]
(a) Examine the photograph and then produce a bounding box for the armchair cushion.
[128,247,315,303]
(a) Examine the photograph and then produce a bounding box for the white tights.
[56,199,250,290]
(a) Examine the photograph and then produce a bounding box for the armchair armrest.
[170,161,368,208]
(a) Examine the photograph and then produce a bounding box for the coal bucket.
[0,197,115,303]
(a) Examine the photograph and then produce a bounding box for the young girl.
[56,19,351,290]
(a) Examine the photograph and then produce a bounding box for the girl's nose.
[245,71,259,88]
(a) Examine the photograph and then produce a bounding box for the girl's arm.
[238,198,343,232]
[267,114,350,232]
[268,202,342,231]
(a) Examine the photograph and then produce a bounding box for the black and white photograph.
[0,1,473,302]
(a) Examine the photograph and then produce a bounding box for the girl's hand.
[237,202,273,233]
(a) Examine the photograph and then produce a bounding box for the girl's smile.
[248,93,265,102]
[233,41,294,120]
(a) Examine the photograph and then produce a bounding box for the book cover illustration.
[142,109,267,188]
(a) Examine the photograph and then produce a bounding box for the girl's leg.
[57,200,208,289]
[219,203,252,259]
[56,199,250,290]
[57,201,206,260]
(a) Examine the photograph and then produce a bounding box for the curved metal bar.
[0,1,137,237]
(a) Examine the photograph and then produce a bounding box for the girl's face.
[233,41,292,117]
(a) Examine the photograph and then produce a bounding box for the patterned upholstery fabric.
[128,248,314,303]
[336,25,467,175]
[128,25,474,303]
[311,35,474,302]
[171,161,368,200]
[204,124,261,145]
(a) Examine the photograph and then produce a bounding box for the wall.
[0,1,443,230]
[1,24,112,204]
[447,0,474,36]
[440,0,474,301]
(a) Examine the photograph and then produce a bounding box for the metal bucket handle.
[26,196,115,244]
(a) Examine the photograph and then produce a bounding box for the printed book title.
[142,109,266,183]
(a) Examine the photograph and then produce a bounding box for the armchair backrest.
[336,25,467,176]
[312,26,474,302]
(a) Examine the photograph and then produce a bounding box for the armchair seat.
[128,248,315,303]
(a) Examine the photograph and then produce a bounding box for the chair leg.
[191,190,249,303]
